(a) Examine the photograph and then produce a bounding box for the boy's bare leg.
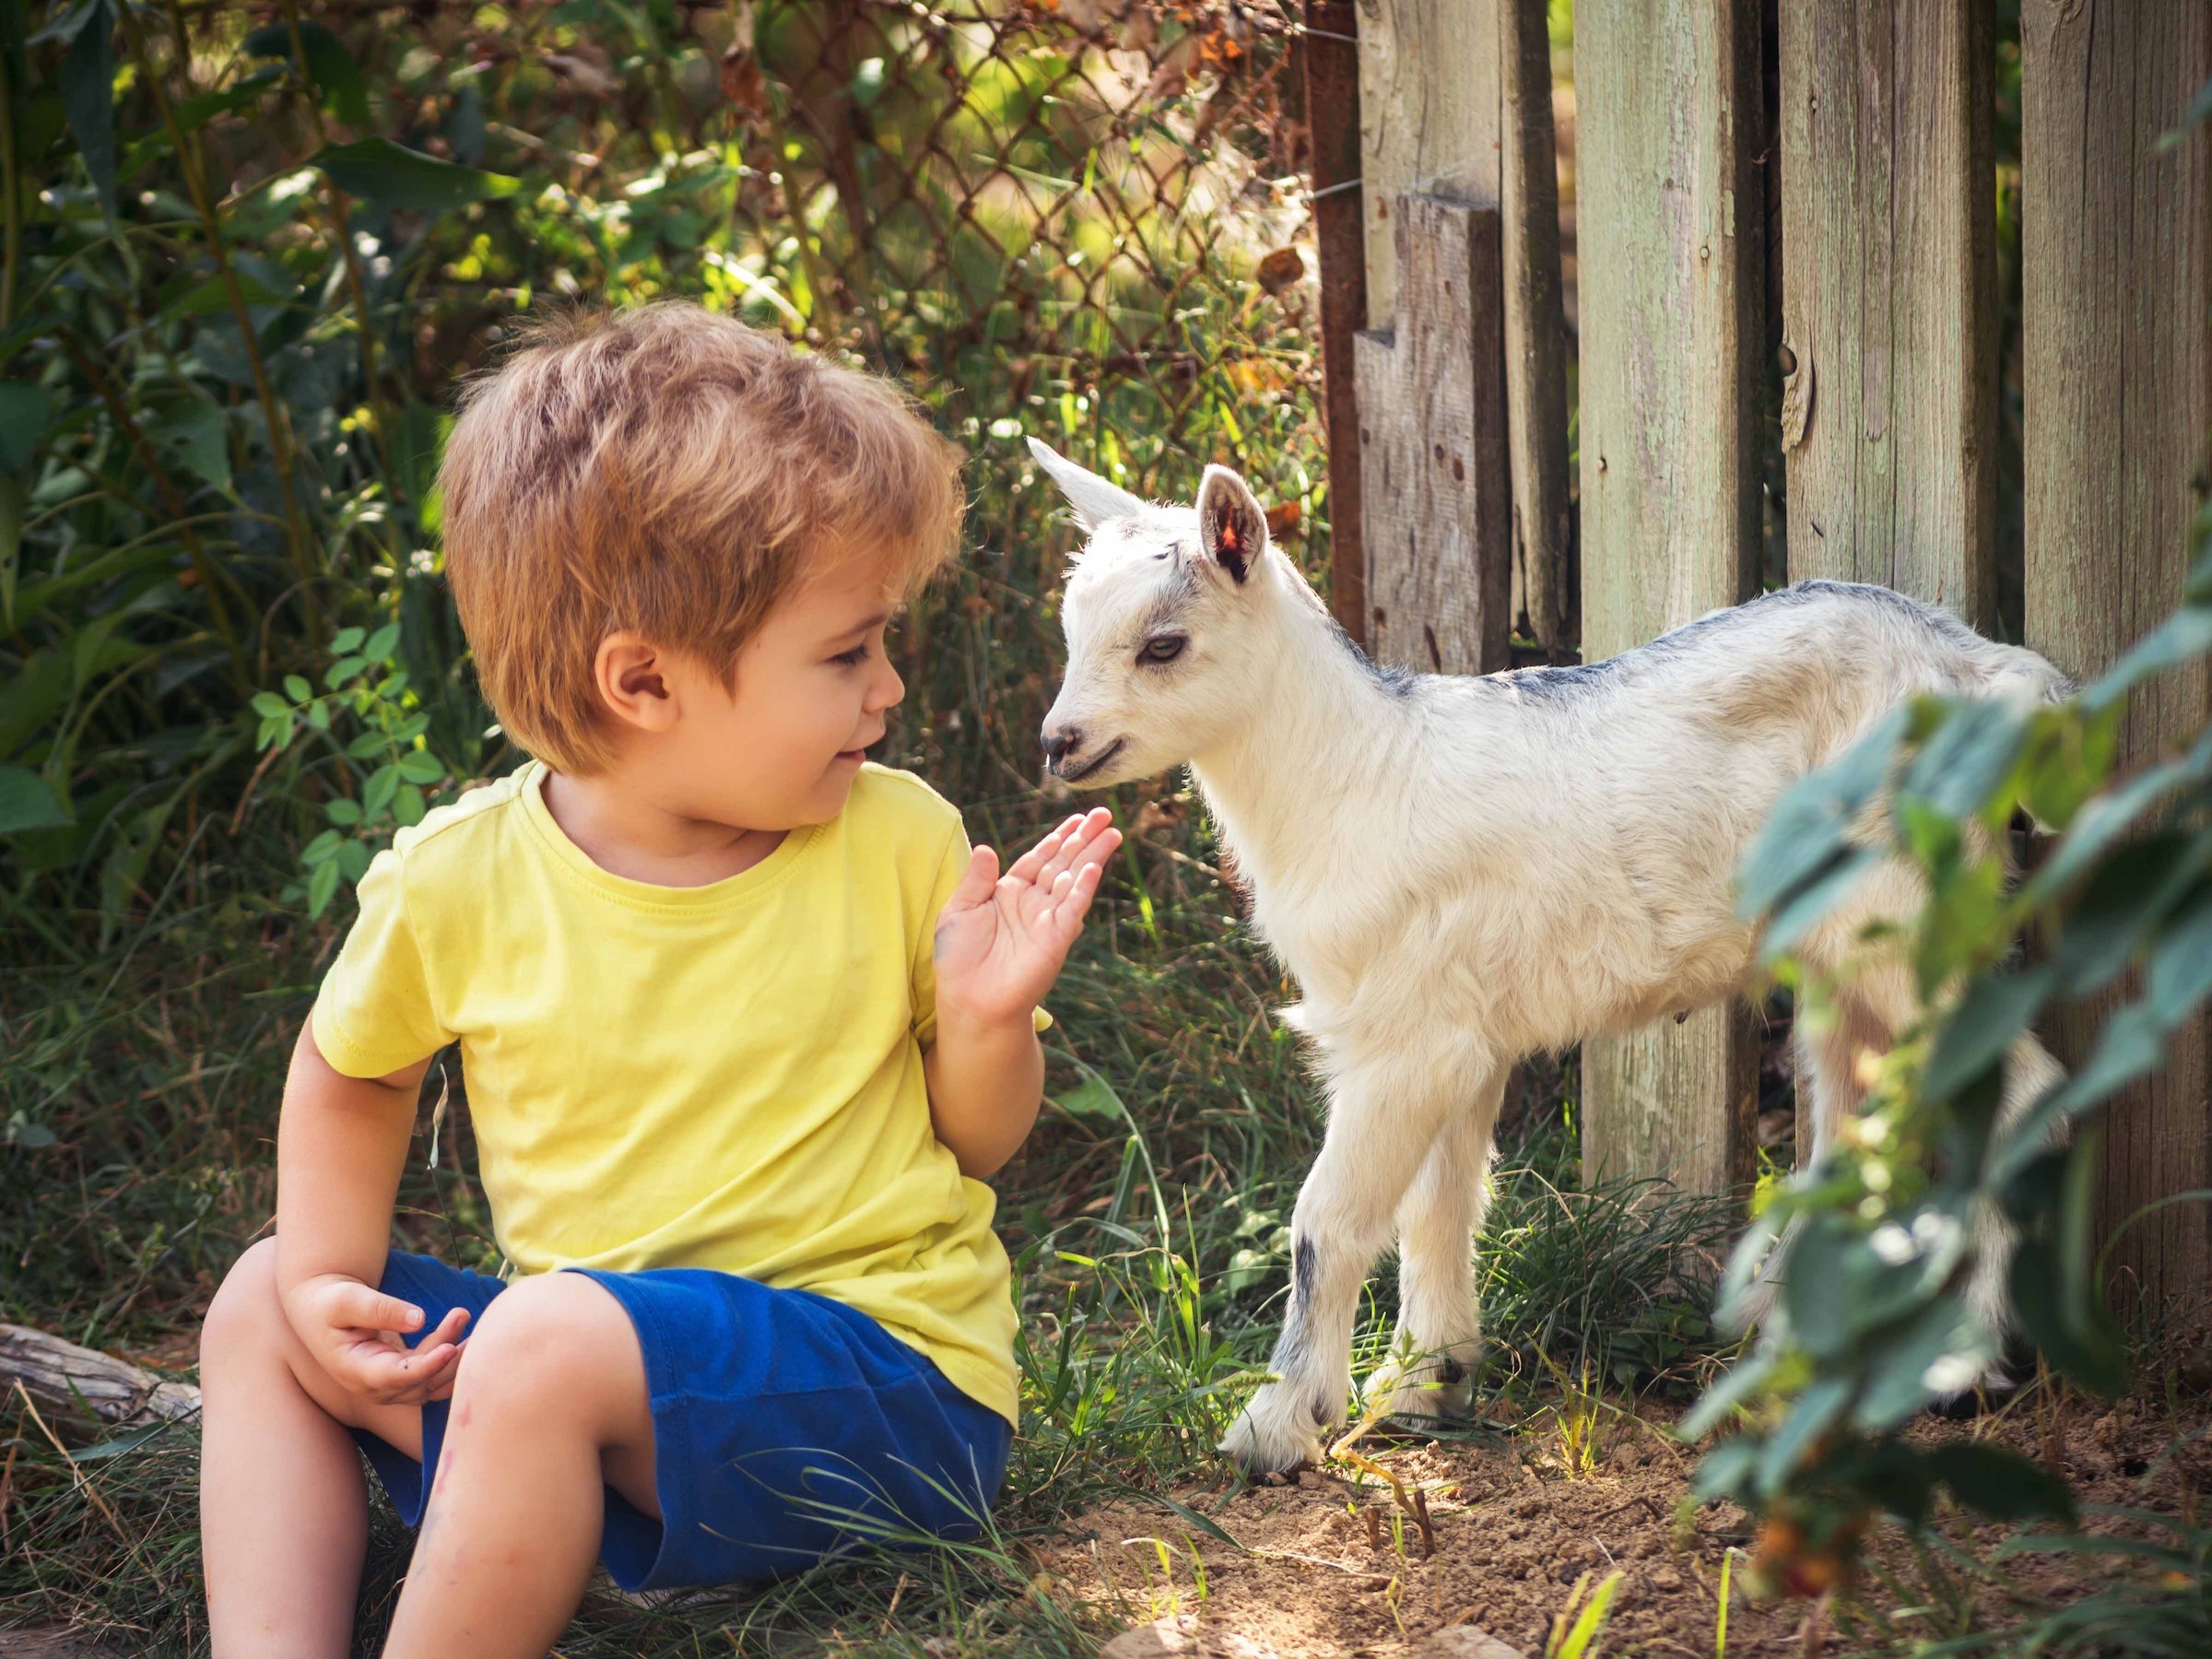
[201,1240,450,1658]
[381,1272,659,1659]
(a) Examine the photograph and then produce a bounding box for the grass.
[0,783,1754,1652]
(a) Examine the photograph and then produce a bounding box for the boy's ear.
[594,633,679,734]
[1195,465,1267,585]
[1027,436,1145,531]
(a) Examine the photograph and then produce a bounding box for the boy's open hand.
[934,808,1121,1028]
[284,1271,471,1406]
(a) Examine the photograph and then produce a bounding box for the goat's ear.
[1027,436,1145,531]
[1196,465,1266,585]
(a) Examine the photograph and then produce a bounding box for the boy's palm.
[934,809,1119,1026]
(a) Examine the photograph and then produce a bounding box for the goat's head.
[1030,438,1282,789]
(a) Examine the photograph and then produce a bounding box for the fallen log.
[1,1324,201,1430]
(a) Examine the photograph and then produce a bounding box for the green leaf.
[304,699,331,732]
[2024,740,2211,904]
[2012,1234,2128,1396]
[1898,696,2030,823]
[311,138,521,214]
[0,767,72,834]
[336,839,372,882]
[307,857,341,919]
[347,730,387,759]
[154,402,231,492]
[1926,1443,2076,1524]
[1680,1348,1779,1441]
[0,473,22,627]
[283,675,312,702]
[301,829,344,865]
[324,655,366,688]
[394,782,426,826]
[1737,709,1909,923]
[395,750,442,784]
[1756,1375,1852,1495]
[1690,1435,1759,1502]
[1853,1299,1992,1430]
[330,626,366,653]
[364,765,398,815]
[0,382,53,471]
[1759,845,1878,964]
[364,621,402,662]
[1922,968,2055,1105]
[2053,831,2210,996]
[250,691,289,719]
[59,0,116,225]
[2147,889,2212,1027]
[325,797,362,827]
[241,20,371,127]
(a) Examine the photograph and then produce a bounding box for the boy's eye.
[831,644,871,667]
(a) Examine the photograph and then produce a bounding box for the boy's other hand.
[935,808,1120,1028]
[283,1271,470,1406]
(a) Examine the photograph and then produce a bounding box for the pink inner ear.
[1218,516,1241,554]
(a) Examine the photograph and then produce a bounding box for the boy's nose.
[1041,725,1083,767]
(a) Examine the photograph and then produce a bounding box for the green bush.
[1698,496,2212,1643]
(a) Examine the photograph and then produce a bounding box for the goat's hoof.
[1366,1349,1477,1424]
[1220,1384,1330,1477]
[1929,1357,2022,1420]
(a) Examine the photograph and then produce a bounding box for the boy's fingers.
[1037,809,1112,886]
[948,843,998,908]
[338,1283,424,1334]
[1055,860,1105,929]
[1006,822,1069,885]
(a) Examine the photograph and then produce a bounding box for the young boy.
[197,303,1118,1657]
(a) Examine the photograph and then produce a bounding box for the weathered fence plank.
[1356,1,1502,330]
[1355,198,1512,675]
[1307,0,1370,644]
[1778,0,1998,629]
[1574,0,1767,1197]
[1500,0,1575,662]
[2021,0,2212,1317]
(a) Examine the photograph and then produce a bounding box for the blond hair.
[437,303,964,773]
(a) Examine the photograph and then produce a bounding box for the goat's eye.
[1138,635,1186,665]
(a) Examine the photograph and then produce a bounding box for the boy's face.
[648,550,909,830]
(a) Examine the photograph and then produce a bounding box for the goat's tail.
[1976,641,2074,709]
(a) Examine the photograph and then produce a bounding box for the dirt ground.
[1040,1388,2212,1658]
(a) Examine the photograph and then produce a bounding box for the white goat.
[1029,438,2070,1477]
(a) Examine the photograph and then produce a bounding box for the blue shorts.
[349,1250,1014,1592]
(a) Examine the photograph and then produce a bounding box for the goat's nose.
[1041,726,1083,767]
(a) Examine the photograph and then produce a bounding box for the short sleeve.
[912,819,1053,1048]
[311,846,455,1078]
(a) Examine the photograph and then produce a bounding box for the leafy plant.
[1691,494,2212,1620]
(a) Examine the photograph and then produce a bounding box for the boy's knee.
[455,1273,630,1412]
[200,1237,282,1368]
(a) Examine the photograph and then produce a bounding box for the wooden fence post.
[1575,0,1768,1197]
[2021,0,2212,1318]
[1777,0,1998,629]
[1356,199,1513,674]
[1343,1,1567,674]
[1501,0,1575,662]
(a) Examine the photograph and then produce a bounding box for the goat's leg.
[1366,1071,1505,1422]
[1728,1012,1870,1332]
[1220,1052,1469,1475]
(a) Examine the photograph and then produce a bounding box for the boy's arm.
[922,1012,1045,1179]
[924,809,1119,1180]
[274,1018,468,1404]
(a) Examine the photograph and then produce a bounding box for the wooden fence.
[1310,0,2211,1312]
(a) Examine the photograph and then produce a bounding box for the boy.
[197,304,1118,1657]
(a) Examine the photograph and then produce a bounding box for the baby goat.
[1030,439,2070,1476]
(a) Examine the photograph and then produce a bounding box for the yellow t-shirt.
[312,759,1035,1425]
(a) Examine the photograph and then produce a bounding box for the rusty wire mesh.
[700,1,1331,804]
